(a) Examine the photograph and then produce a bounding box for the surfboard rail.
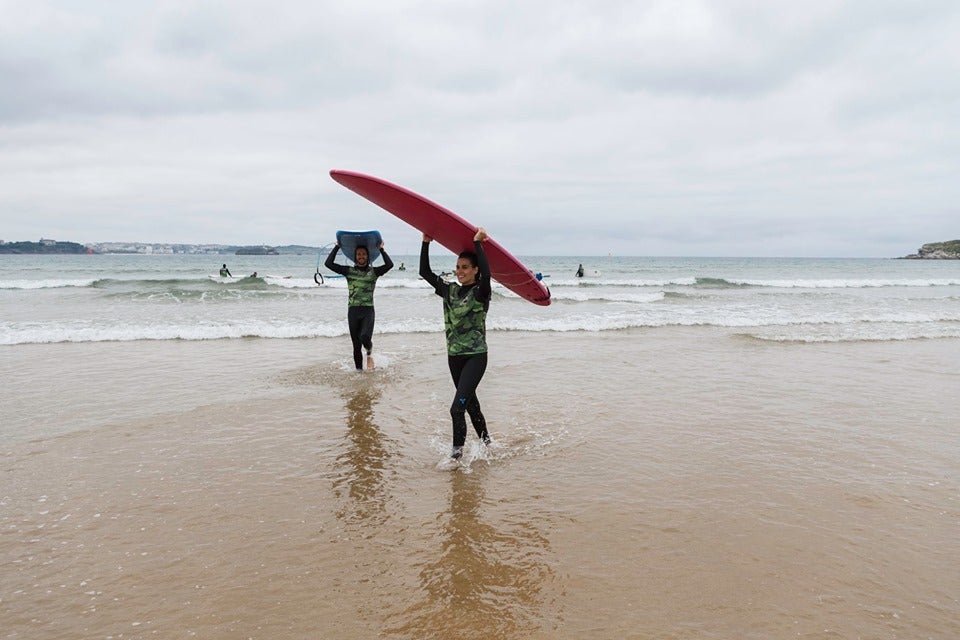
[330,169,551,306]
[335,230,383,265]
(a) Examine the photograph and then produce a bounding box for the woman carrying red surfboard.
[420,227,493,459]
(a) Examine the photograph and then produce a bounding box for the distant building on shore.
[236,246,280,255]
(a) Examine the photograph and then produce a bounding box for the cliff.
[900,240,960,260]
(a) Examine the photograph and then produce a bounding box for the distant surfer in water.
[325,241,394,370]
[220,264,232,277]
[576,264,584,278]
[419,228,492,459]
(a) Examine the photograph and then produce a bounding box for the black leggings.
[347,306,375,370]
[448,352,488,447]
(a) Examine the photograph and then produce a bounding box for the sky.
[1,0,958,257]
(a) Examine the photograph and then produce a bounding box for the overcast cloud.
[1,0,958,256]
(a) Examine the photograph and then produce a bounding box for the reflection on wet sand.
[387,470,556,639]
[332,379,393,527]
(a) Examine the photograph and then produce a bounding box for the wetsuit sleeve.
[324,245,350,276]
[475,240,491,302]
[374,248,394,276]
[419,241,447,296]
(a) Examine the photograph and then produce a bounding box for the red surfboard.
[330,170,551,306]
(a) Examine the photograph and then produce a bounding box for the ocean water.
[3,252,960,345]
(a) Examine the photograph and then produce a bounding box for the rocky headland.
[0,240,90,254]
[900,240,960,259]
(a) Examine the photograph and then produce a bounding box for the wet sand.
[2,330,959,639]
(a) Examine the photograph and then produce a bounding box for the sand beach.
[3,326,959,639]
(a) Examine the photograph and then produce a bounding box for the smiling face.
[455,256,478,285]
[354,246,369,268]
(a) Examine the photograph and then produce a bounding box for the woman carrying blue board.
[419,227,492,459]
[325,237,394,370]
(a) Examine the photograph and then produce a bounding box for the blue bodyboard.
[335,230,383,265]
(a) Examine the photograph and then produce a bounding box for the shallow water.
[2,329,958,638]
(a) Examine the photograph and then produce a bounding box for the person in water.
[325,241,394,370]
[420,228,492,459]
[575,263,584,278]
[220,264,232,277]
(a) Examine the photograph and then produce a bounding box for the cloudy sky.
[1,0,958,256]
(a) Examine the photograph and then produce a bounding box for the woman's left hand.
[474,227,488,242]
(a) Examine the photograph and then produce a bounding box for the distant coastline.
[899,240,960,260]
[4,237,958,258]
[235,246,280,255]
[0,240,91,254]
[0,239,321,255]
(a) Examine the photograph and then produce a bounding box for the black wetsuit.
[325,246,394,369]
[420,240,492,447]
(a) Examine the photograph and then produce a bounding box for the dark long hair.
[457,250,478,267]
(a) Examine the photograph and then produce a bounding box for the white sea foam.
[265,276,324,289]
[4,304,960,345]
[288,278,434,290]
[547,277,698,288]
[0,321,343,345]
[744,323,960,343]
[548,290,666,303]
[724,278,960,288]
[0,279,97,289]
[541,277,960,289]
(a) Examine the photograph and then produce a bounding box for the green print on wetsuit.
[346,267,379,307]
[443,283,487,356]
[324,245,393,308]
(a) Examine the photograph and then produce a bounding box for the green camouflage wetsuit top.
[325,244,394,369]
[440,275,488,355]
[342,265,381,307]
[420,239,492,450]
